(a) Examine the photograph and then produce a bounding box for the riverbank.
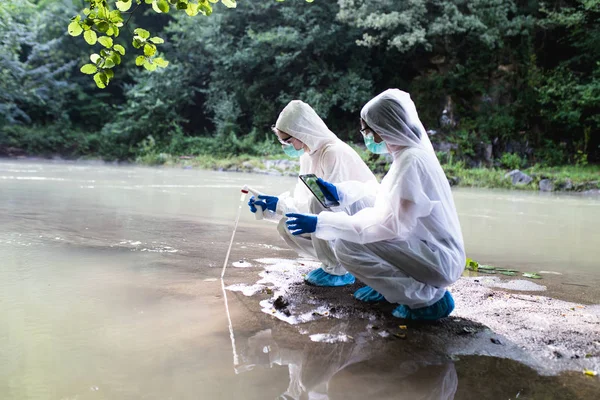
[1,151,599,193]
[142,152,599,193]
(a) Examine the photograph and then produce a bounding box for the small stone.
[491,338,503,345]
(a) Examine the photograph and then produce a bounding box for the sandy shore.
[221,222,600,381]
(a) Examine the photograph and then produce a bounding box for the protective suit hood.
[360,89,434,154]
[275,100,337,153]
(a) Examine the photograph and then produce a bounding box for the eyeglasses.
[360,127,373,137]
[272,125,295,145]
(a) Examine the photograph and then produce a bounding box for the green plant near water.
[465,258,541,279]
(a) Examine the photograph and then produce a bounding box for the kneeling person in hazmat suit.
[285,89,466,320]
[248,100,377,287]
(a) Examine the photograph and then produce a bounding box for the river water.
[1,160,599,399]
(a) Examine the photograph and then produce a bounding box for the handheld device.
[299,174,340,208]
[241,185,264,220]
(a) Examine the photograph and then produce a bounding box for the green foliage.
[500,153,524,170]
[67,0,318,88]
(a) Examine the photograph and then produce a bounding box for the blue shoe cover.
[304,267,355,287]
[392,291,455,320]
[353,286,385,302]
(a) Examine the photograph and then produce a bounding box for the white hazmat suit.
[272,100,377,277]
[314,90,466,308]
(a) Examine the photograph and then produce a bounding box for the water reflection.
[238,328,457,400]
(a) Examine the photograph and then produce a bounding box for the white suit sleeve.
[315,157,436,244]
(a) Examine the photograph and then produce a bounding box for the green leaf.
[80,64,98,74]
[109,10,123,23]
[499,271,517,276]
[105,69,115,80]
[306,0,314,3]
[132,38,144,49]
[186,2,199,16]
[199,2,213,15]
[149,37,164,44]
[98,36,114,48]
[523,273,542,279]
[68,21,83,37]
[114,44,126,55]
[221,0,236,8]
[144,43,156,56]
[115,0,132,12]
[83,8,91,15]
[209,0,218,3]
[93,72,107,89]
[84,30,97,45]
[152,0,170,13]
[176,1,188,10]
[158,0,170,13]
[90,54,101,64]
[154,57,169,68]
[135,56,145,66]
[110,52,122,66]
[144,0,153,3]
[478,265,496,270]
[143,60,157,71]
[134,28,150,39]
[97,22,109,33]
[465,257,479,272]
[104,58,116,69]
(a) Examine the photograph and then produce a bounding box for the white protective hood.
[316,89,465,279]
[275,100,377,214]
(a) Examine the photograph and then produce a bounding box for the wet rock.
[447,176,460,186]
[273,296,289,311]
[557,178,573,191]
[505,169,533,186]
[539,179,554,192]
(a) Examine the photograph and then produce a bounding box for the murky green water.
[1,160,599,399]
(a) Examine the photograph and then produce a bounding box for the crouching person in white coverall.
[247,100,377,287]
[285,89,466,320]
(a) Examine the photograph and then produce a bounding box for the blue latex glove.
[316,178,339,202]
[248,195,278,213]
[285,213,317,235]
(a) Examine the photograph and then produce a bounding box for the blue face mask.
[363,133,388,154]
[282,144,305,158]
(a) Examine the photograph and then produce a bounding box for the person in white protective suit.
[285,89,466,320]
[247,100,377,287]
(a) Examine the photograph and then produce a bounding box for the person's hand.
[316,178,339,202]
[285,213,318,235]
[248,195,278,213]
[255,195,278,212]
[248,196,258,213]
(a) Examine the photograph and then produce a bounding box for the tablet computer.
[299,174,340,208]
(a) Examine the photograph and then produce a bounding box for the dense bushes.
[0,0,598,165]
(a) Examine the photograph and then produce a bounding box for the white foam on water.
[232,260,253,268]
[479,277,547,292]
[226,284,266,297]
[309,333,351,343]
